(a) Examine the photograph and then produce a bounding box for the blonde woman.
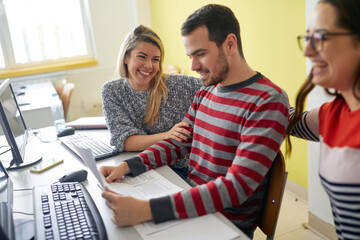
[101,25,201,179]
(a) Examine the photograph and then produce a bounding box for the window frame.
[0,0,97,79]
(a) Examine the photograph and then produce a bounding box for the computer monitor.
[0,161,15,240]
[0,79,42,169]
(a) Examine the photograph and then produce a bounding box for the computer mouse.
[57,127,75,138]
[59,169,88,183]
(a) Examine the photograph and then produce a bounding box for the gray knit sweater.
[101,74,202,155]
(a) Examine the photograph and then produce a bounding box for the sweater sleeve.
[101,80,147,152]
[123,86,200,175]
[150,88,289,224]
[290,106,320,141]
[126,138,193,174]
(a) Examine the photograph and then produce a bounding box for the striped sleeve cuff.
[125,156,147,177]
[150,196,176,223]
[290,106,319,142]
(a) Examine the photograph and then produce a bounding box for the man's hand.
[102,187,152,226]
[164,121,192,142]
[100,162,130,183]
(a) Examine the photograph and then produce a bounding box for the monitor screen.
[0,79,41,169]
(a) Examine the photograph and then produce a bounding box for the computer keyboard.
[33,182,107,240]
[60,133,119,161]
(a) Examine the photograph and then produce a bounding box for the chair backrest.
[164,64,180,74]
[258,151,287,240]
[55,79,67,98]
[60,82,75,118]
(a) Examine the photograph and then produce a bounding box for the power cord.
[13,211,34,216]
[31,129,58,143]
[13,188,33,191]
[0,145,11,156]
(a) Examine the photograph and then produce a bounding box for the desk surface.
[7,128,249,240]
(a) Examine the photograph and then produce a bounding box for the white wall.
[306,0,335,226]
[64,0,152,121]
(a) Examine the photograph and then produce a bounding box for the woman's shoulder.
[165,74,202,88]
[102,78,127,92]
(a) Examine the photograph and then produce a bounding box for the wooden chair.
[60,82,75,118]
[258,151,287,240]
[55,79,67,99]
[164,64,180,74]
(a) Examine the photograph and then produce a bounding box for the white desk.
[7,128,249,240]
[13,81,59,129]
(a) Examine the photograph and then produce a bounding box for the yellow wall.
[149,0,308,188]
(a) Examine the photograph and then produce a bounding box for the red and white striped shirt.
[126,72,289,230]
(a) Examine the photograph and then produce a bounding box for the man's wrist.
[141,200,153,222]
[120,162,131,175]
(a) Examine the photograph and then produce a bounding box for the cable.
[13,188,32,191]
[12,211,34,216]
[0,145,11,156]
[32,129,58,143]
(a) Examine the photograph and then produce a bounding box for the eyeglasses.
[297,30,356,53]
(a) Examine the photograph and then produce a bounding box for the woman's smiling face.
[125,41,161,91]
[304,3,360,92]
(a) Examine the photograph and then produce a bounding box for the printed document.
[75,147,242,240]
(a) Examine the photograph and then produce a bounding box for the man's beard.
[203,48,229,87]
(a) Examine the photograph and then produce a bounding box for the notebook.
[66,116,107,130]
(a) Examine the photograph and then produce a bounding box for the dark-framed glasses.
[297,31,356,53]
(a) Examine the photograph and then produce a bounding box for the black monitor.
[0,79,42,169]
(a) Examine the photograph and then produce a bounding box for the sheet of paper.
[106,170,182,199]
[137,214,243,240]
[109,171,240,240]
[73,146,106,189]
[73,145,242,240]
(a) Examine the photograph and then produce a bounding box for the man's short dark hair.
[181,4,244,57]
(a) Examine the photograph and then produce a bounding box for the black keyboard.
[33,182,107,240]
[60,134,119,161]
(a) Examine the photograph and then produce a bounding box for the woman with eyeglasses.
[102,25,202,179]
[286,0,360,239]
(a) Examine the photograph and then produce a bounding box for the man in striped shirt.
[101,4,289,238]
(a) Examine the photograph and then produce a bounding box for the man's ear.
[224,33,238,55]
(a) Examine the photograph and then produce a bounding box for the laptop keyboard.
[33,182,107,240]
[60,134,119,161]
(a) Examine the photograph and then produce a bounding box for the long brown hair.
[116,25,168,127]
[286,0,360,155]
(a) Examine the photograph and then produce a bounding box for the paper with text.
[110,171,240,240]
[73,146,106,189]
[74,146,242,240]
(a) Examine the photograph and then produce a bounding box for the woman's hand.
[164,121,192,142]
[102,187,152,226]
[100,162,130,183]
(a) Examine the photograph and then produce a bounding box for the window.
[0,0,97,78]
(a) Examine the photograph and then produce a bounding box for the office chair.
[55,79,67,99]
[60,82,75,118]
[258,151,287,240]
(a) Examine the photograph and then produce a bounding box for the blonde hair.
[116,25,168,127]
